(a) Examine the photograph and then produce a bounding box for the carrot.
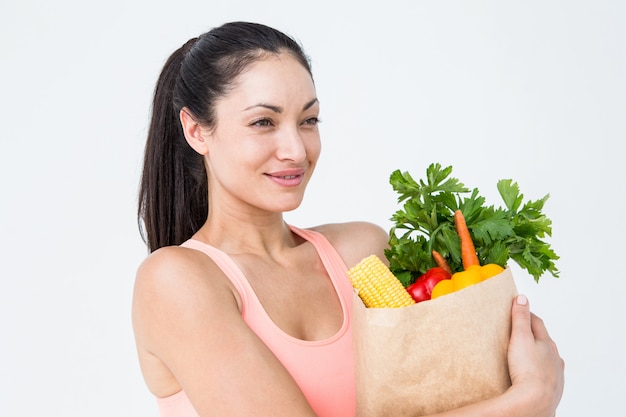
[431,250,452,274]
[454,209,480,269]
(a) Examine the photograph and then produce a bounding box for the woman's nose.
[276,127,307,162]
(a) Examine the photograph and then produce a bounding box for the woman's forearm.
[426,386,550,417]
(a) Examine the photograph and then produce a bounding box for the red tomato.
[406,267,452,303]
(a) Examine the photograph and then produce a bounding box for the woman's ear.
[179,107,209,155]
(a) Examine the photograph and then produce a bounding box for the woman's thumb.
[510,294,533,341]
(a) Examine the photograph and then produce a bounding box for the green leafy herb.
[385,163,559,286]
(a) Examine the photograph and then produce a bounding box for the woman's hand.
[506,294,565,416]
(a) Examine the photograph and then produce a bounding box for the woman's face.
[203,52,321,216]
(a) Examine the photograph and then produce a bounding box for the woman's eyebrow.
[244,103,283,113]
[244,98,319,113]
[303,98,319,111]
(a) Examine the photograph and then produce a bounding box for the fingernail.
[516,294,528,306]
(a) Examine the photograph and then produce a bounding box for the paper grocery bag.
[352,268,518,416]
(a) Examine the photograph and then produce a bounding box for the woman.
[133,21,564,417]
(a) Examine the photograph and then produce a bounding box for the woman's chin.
[268,196,305,213]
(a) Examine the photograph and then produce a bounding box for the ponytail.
[138,38,208,253]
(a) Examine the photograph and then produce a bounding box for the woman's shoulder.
[136,244,215,284]
[308,221,390,268]
[134,244,241,314]
[310,221,388,241]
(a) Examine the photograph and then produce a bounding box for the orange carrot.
[431,250,452,274]
[454,209,480,269]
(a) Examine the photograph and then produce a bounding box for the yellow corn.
[347,255,416,308]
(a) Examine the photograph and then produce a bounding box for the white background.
[1,0,624,415]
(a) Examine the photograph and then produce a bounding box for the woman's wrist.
[432,385,542,417]
[498,383,556,417]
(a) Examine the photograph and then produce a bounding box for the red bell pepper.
[406,267,452,303]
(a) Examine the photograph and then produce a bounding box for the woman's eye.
[302,117,321,126]
[252,118,273,127]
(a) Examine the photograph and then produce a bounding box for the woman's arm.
[132,246,318,417]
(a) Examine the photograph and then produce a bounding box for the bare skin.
[132,52,564,416]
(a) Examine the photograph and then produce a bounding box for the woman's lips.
[265,169,306,187]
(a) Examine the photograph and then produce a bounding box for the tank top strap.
[288,225,350,280]
[179,238,253,310]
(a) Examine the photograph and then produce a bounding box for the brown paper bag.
[352,268,518,416]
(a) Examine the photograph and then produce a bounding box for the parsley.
[385,163,560,286]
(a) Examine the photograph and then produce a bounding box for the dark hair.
[138,22,312,252]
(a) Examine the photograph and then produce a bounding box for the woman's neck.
[194,211,298,257]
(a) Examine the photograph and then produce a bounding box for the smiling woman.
[134,22,359,417]
[132,21,563,417]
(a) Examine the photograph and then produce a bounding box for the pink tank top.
[156,225,356,417]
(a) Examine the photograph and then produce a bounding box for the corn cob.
[347,255,416,308]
